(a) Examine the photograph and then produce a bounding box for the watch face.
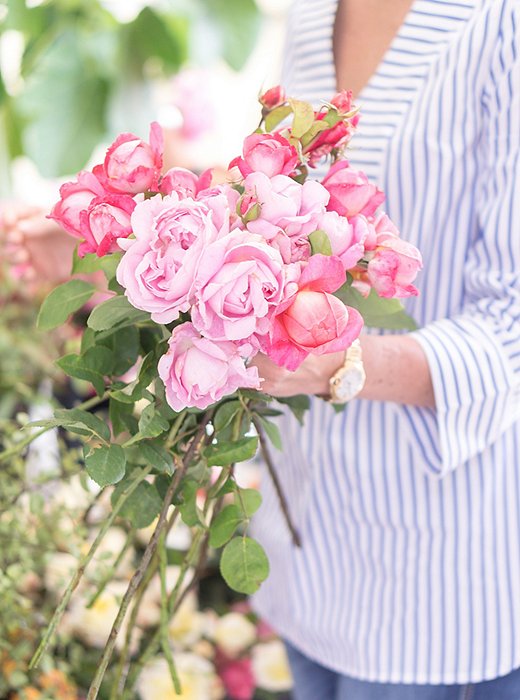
[333,365,366,402]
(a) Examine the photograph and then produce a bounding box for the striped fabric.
[252,0,520,685]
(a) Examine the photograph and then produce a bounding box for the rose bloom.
[94,121,163,195]
[160,166,212,198]
[218,657,255,700]
[322,160,385,218]
[158,323,260,412]
[242,172,329,242]
[264,254,363,371]
[191,233,286,345]
[212,612,257,659]
[117,193,228,324]
[49,170,106,237]
[168,592,206,650]
[229,132,299,179]
[137,655,224,700]
[367,236,423,298]
[317,210,367,270]
[78,194,135,257]
[251,641,293,693]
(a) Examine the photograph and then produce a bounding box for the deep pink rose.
[317,210,366,270]
[264,254,363,370]
[78,194,135,257]
[218,658,255,700]
[159,167,212,197]
[242,172,329,242]
[259,85,286,111]
[330,89,354,114]
[94,122,163,195]
[229,133,299,179]
[191,233,286,347]
[321,161,385,217]
[116,193,228,323]
[367,237,422,298]
[49,170,106,237]
[158,323,260,412]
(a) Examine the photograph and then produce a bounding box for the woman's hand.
[251,351,345,397]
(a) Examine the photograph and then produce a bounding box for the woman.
[251,0,520,698]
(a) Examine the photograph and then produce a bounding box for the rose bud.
[259,85,286,111]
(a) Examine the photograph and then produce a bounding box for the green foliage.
[309,229,333,256]
[220,536,270,595]
[87,295,151,331]
[204,436,258,467]
[335,284,418,330]
[37,280,96,330]
[85,444,126,486]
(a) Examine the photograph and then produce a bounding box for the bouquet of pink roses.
[10,87,421,699]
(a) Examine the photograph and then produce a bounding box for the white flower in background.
[212,612,256,658]
[88,526,134,579]
[136,566,195,628]
[44,551,78,595]
[136,654,224,700]
[168,591,205,650]
[52,473,97,512]
[136,509,192,550]
[61,580,140,653]
[251,640,293,692]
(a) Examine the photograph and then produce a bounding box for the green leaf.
[204,436,258,467]
[213,400,242,433]
[30,407,110,442]
[289,98,315,139]
[178,480,202,527]
[37,280,96,330]
[308,229,333,256]
[220,536,269,594]
[72,251,104,275]
[209,504,242,548]
[139,442,173,475]
[87,295,151,331]
[98,325,140,376]
[122,7,188,74]
[276,395,310,425]
[85,444,126,487]
[55,354,105,397]
[112,481,162,529]
[257,416,282,451]
[201,0,261,71]
[138,404,170,438]
[235,488,262,517]
[334,285,418,330]
[109,398,137,437]
[16,31,109,176]
[264,104,292,132]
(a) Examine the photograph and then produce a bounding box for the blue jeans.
[285,642,520,699]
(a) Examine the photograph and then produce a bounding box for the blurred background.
[0,2,295,699]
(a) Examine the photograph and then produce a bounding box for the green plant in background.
[0,0,260,182]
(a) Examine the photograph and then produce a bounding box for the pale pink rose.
[367,237,422,298]
[317,210,366,270]
[229,133,299,179]
[49,170,106,237]
[191,233,286,347]
[264,255,363,370]
[159,167,212,197]
[116,193,228,323]
[259,85,286,110]
[242,172,329,241]
[158,323,260,412]
[198,184,242,232]
[364,211,401,251]
[94,122,163,195]
[78,194,135,257]
[321,161,385,217]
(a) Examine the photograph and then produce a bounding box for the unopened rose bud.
[237,194,261,223]
[330,89,354,114]
[259,85,286,110]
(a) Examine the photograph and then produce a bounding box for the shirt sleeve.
[402,4,520,478]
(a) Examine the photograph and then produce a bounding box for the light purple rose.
[116,193,229,323]
[241,172,329,242]
[158,323,260,411]
[317,210,367,270]
[191,232,286,347]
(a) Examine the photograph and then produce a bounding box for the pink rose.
[317,210,366,270]
[242,172,329,242]
[158,323,260,412]
[159,167,212,197]
[94,122,163,195]
[264,255,363,370]
[229,133,299,179]
[330,89,354,114]
[49,170,106,237]
[218,658,255,700]
[367,237,422,298]
[364,211,401,251]
[198,184,242,232]
[78,194,135,257]
[321,161,385,217]
[259,85,286,111]
[191,233,286,347]
[116,193,228,323]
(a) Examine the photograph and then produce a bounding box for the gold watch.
[328,339,366,404]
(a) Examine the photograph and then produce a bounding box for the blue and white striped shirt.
[253,0,520,684]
